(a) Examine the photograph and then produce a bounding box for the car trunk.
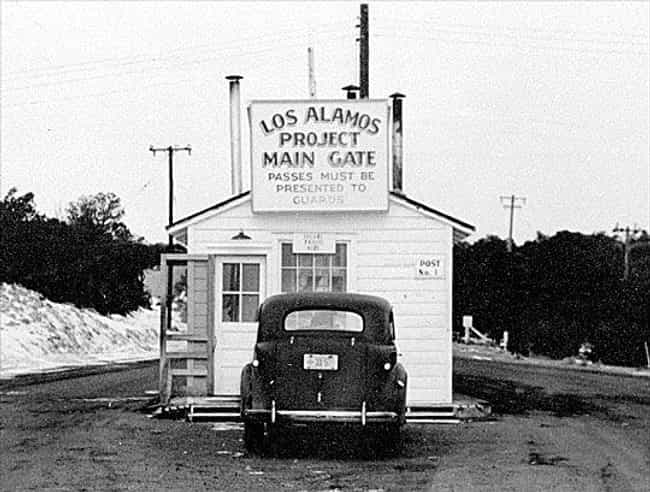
[272,335,366,410]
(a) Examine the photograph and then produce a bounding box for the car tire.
[361,423,402,458]
[264,424,285,457]
[383,423,402,456]
[243,421,265,454]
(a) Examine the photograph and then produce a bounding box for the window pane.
[334,244,347,267]
[332,269,346,292]
[222,263,240,291]
[284,311,298,330]
[297,268,313,292]
[242,264,260,291]
[314,268,330,292]
[281,243,296,266]
[242,295,259,322]
[281,269,296,293]
[298,254,313,267]
[170,264,188,331]
[285,310,363,332]
[315,254,329,267]
[222,294,239,322]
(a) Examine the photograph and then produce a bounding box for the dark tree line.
[454,232,650,367]
[0,189,173,315]
[3,188,648,366]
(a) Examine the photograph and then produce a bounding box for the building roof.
[389,191,474,232]
[167,190,251,229]
[166,190,474,239]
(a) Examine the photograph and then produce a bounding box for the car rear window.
[284,310,363,332]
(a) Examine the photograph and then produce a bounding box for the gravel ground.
[1,359,648,491]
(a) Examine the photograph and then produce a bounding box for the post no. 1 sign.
[249,100,389,212]
[415,255,445,279]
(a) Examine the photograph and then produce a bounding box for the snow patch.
[0,283,160,378]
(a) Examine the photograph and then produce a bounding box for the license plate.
[303,354,338,371]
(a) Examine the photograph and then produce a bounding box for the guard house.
[159,78,474,416]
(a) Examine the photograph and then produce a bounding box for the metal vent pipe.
[390,92,405,193]
[226,75,243,195]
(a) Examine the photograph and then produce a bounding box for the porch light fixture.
[231,230,251,240]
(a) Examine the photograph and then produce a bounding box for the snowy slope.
[0,283,159,378]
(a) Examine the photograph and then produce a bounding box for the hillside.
[0,283,159,378]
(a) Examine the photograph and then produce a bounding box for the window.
[281,243,347,293]
[222,263,260,322]
[285,310,363,332]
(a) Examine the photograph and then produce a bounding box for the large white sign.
[249,100,389,212]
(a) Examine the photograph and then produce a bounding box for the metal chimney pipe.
[390,93,405,193]
[342,84,360,100]
[226,75,243,195]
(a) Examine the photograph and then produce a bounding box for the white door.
[214,256,266,395]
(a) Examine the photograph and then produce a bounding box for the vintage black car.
[240,292,408,453]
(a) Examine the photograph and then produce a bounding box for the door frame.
[209,254,267,395]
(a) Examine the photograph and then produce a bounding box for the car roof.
[257,293,393,341]
[261,292,392,312]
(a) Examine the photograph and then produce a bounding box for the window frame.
[221,262,261,323]
[280,242,349,293]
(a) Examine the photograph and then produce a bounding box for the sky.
[2,1,649,244]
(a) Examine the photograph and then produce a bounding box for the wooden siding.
[183,197,454,405]
[189,261,209,337]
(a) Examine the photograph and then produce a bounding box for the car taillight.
[383,362,392,371]
[252,359,260,368]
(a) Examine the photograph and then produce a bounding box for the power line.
[2,21,350,81]
[1,48,326,109]
[2,76,203,108]
[371,31,649,57]
[375,21,649,48]
[2,32,349,93]
[373,16,649,41]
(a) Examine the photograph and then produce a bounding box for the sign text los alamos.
[249,100,389,212]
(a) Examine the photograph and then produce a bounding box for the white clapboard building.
[159,79,474,418]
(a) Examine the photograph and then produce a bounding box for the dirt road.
[1,359,648,491]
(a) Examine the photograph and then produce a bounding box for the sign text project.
[249,100,389,212]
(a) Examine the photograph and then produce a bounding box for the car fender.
[368,362,407,419]
[240,363,254,414]
[240,362,271,416]
[393,362,408,423]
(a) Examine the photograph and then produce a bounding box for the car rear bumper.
[243,408,400,424]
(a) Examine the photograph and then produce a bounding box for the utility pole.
[613,223,644,280]
[358,3,369,99]
[149,145,191,368]
[308,47,316,98]
[149,145,191,247]
[500,195,526,252]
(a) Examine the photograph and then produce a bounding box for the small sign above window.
[292,233,336,254]
[415,255,445,279]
